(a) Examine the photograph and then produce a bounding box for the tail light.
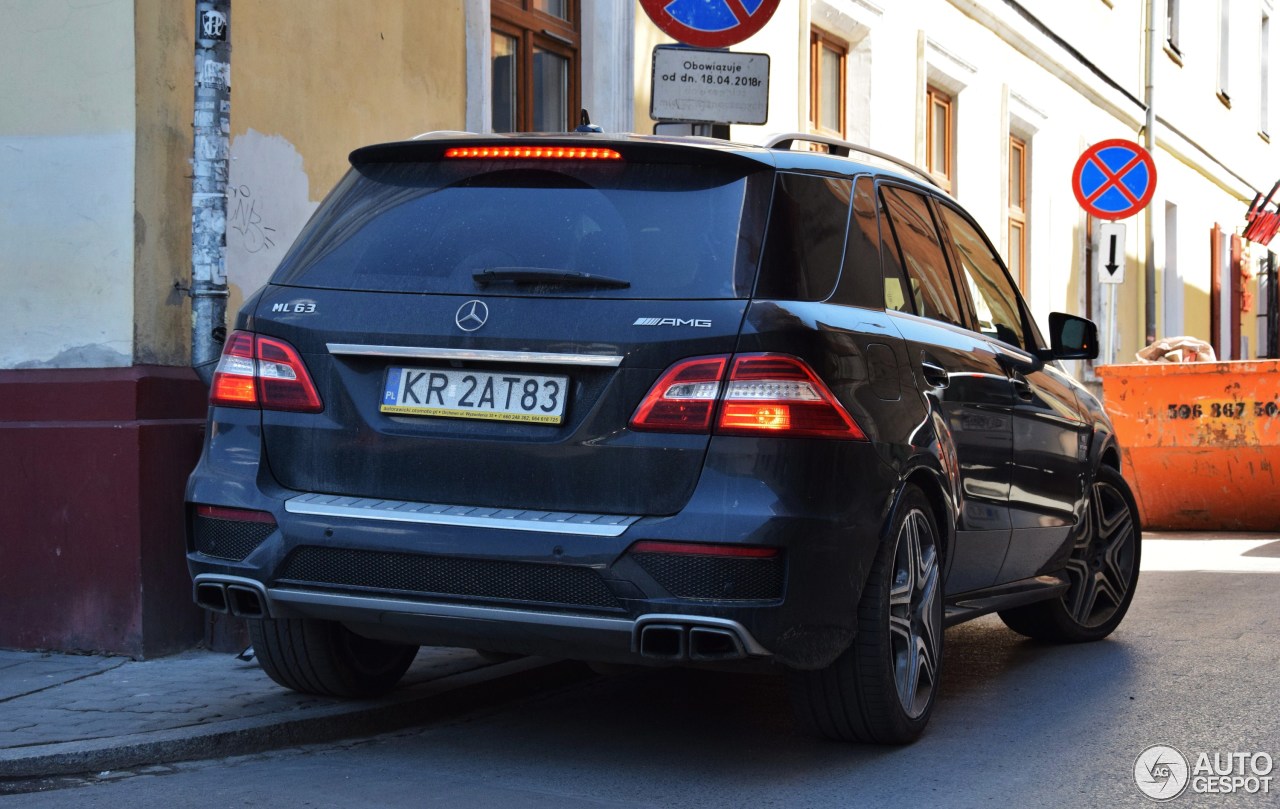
[718,354,864,439]
[210,331,323,413]
[629,356,727,433]
[630,353,864,440]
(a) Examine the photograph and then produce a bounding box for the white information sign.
[651,46,770,125]
[1097,221,1127,285]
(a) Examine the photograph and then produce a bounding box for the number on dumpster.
[1167,401,1279,419]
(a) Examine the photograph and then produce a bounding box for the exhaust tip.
[689,627,746,661]
[194,582,229,614]
[226,585,266,618]
[638,624,685,660]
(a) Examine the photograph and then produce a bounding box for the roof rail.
[763,132,939,188]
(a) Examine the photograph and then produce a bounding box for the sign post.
[1072,139,1157,363]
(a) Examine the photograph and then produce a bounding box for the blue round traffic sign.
[640,0,781,48]
[1072,139,1157,220]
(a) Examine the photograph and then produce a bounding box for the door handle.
[1011,374,1034,401]
[920,361,950,389]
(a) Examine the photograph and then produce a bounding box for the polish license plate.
[380,367,568,425]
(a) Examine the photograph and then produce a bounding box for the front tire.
[999,465,1141,643]
[790,484,943,744]
[250,617,418,697]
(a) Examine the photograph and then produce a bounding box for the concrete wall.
[0,0,137,370]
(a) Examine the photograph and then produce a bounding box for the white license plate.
[380,367,568,424]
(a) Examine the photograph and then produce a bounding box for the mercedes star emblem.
[455,300,489,332]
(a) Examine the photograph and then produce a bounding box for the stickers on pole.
[1097,222,1126,284]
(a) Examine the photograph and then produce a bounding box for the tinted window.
[938,204,1027,349]
[755,173,851,301]
[830,176,885,309]
[880,185,964,325]
[272,161,759,299]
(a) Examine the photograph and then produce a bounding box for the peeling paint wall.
[226,131,319,315]
[0,0,136,370]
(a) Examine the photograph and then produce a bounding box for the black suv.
[186,132,1141,744]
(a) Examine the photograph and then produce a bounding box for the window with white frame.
[1219,0,1232,104]
[1167,0,1182,54]
[810,29,847,137]
[1263,10,1272,136]
[926,86,954,193]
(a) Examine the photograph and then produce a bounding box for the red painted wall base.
[0,366,208,658]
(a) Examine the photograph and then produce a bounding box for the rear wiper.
[472,268,631,289]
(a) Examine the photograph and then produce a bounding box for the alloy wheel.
[1063,477,1137,628]
[888,508,941,719]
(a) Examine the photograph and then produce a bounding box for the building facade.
[0,0,1274,654]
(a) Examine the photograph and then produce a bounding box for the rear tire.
[790,484,943,744]
[999,465,1141,643]
[249,617,418,697]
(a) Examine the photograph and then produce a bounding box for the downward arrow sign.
[1096,221,1125,284]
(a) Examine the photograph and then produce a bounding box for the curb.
[0,656,586,782]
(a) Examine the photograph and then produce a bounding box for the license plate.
[380,367,568,425]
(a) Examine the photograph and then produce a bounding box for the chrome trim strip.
[326,344,624,368]
[268,588,637,631]
[265,589,772,656]
[285,493,640,537]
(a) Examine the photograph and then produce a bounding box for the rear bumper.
[194,573,769,665]
[186,415,899,670]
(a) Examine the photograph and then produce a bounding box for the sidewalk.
[0,646,570,782]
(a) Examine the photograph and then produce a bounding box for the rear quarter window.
[754,172,852,302]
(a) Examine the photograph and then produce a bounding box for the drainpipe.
[1144,0,1157,345]
[191,1,231,384]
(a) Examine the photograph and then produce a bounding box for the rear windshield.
[271,160,764,299]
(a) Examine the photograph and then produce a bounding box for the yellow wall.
[134,0,196,365]
[223,0,467,314]
[231,0,466,194]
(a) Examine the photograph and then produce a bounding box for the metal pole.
[1268,251,1279,359]
[191,1,231,384]
[1143,0,1157,345]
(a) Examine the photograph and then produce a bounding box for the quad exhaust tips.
[194,576,270,619]
[635,619,750,662]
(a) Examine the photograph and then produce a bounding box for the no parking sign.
[1072,139,1157,221]
[640,0,781,48]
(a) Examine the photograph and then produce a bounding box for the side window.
[880,185,964,325]
[830,176,884,309]
[756,173,852,301]
[938,204,1027,349]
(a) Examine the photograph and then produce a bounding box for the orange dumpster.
[1097,360,1280,531]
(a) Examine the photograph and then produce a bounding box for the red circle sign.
[640,0,781,49]
[1071,139,1157,221]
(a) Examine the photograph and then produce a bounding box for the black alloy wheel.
[791,484,943,744]
[1000,465,1141,642]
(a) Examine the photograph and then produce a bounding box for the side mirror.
[1043,312,1099,360]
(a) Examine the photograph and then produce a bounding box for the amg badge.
[633,317,712,328]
